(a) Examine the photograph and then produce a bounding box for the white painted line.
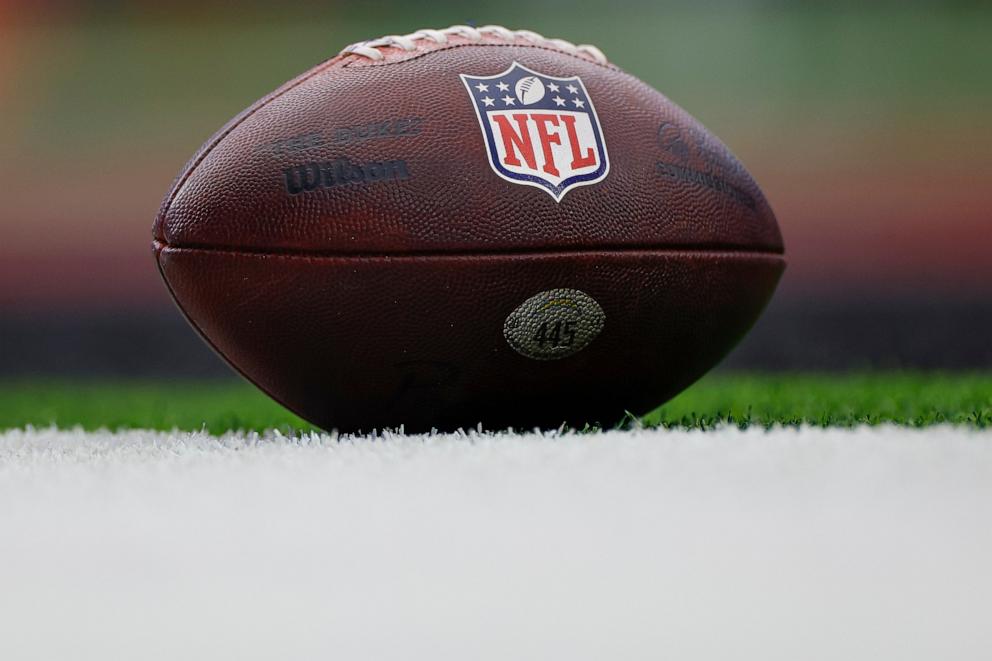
[2,426,991,660]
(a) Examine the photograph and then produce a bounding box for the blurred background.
[1,0,989,377]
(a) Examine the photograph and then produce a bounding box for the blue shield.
[460,62,610,201]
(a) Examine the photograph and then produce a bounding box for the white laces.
[342,25,607,65]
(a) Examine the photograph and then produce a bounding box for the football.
[153,25,785,432]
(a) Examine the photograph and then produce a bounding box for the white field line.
[1,426,991,661]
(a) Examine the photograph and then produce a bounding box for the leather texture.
[154,31,786,432]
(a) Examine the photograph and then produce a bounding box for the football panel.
[157,44,783,256]
[156,246,784,432]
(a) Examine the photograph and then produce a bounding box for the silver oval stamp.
[503,289,605,361]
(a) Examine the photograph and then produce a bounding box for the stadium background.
[1,0,989,376]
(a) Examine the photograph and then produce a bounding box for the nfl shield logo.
[460,62,610,202]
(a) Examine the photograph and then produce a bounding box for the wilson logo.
[283,157,410,195]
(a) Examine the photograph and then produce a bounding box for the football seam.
[153,241,785,260]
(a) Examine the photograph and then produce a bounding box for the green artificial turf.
[644,373,992,430]
[0,373,990,434]
[0,380,313,436]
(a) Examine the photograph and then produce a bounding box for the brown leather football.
[153,25,785,432]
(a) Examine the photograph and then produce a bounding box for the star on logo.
[474,83,489,92]
[566,84,579,94]
[502,95,516,105]
[496,81,510,92]
[572,97,585,108]
[548,82,560,92]
[482,96,495,107]
[553,96,566,107]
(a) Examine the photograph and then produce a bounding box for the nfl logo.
[460,62,610,202]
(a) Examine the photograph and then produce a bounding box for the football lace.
[341,25,608,65]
